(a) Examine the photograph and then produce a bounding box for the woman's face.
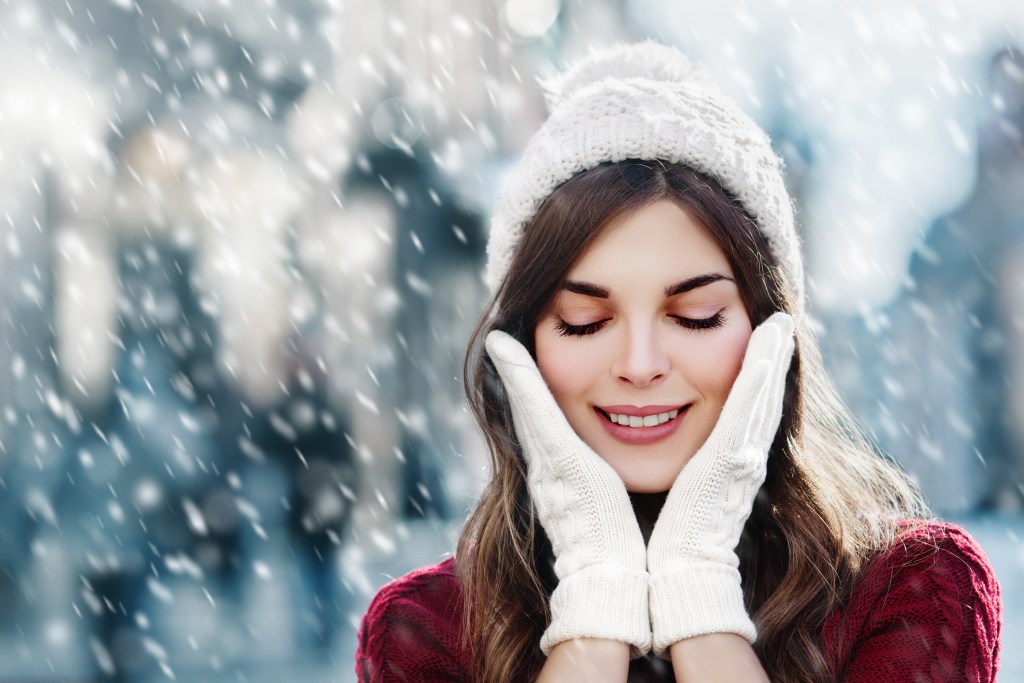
[534,199,753,493]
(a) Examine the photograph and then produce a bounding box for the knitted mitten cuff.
[649,562,756,657]
[540,564,652,658]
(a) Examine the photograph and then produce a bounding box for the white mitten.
[485,331,652,656]
[646,312,795,656]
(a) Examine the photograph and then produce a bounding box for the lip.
[594,404,691,445]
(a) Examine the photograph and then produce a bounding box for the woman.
[355,42,1002,682]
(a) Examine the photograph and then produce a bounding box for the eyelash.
[555,319,607,337]
[555,311,726,337]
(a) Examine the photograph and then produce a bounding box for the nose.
[611,323,670,387]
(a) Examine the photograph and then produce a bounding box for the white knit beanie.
[485,41,804,313]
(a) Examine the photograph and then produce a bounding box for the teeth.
[605,408,683,428]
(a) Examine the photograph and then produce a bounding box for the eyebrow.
[563,273,733,299]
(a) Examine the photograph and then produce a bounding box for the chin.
[618,471,674,495]
[608,456,688,495]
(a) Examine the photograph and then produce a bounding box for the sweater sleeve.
[822,520,1002,683]
[355,557,470,682]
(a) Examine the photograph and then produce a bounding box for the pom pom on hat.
[542,40,717,107]
[487,41,804,315]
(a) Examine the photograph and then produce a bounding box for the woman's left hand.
[646,312,795,657]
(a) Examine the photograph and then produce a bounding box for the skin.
[538,636,770,683]
[533,199,754,494]
[533,200,772,680]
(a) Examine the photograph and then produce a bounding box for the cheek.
[681,322,752,402]
[534,332,602,408]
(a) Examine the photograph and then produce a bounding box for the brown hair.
[455,160,930,682]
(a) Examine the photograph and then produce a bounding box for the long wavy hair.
[455,160,931,682]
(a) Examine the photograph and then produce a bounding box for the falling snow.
[1,0,1024,681]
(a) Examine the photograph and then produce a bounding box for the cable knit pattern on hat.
[486,41,803,312]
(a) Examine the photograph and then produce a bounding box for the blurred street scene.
[0,0,1022,680]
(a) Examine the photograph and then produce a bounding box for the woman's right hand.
[485,331,652,657]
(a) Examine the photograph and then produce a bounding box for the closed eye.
[555,311,726,337]
[554,319,609,337]
[670,311,726,331]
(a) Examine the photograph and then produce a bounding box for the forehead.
[567,200,732,283]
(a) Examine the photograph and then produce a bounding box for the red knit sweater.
[356,520,1001,681]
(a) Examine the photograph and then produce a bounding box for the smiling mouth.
[595,405,690,428]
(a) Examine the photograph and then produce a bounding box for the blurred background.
[0,0,1022,680]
